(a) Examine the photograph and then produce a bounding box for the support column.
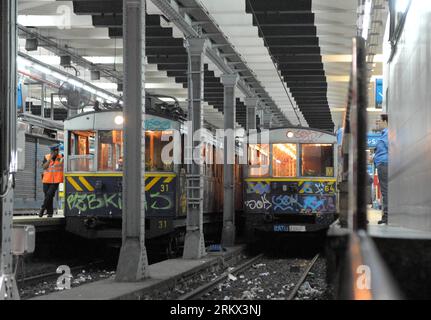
[0,0,19,300]
[116,0,148,281]
[221,73,239,247]
[183,38,207,259]
[245,98,258,131]
[263,111,272,129]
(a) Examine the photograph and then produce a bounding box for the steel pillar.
[0,0,19,300]
[115,0,148,281]
[245,98,258,130]
[183,38,207,259]
[263,111,272,129]
[221,73,239,247]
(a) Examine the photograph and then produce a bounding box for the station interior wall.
[386,2,431,231]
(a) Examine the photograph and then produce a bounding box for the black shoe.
[378,219,388,225]
[38,208,45,217]
[47,212,53,218]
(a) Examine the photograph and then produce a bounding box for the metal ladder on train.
[186,174,203,209]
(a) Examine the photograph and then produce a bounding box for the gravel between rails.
[294,256,333,300]
[18,265,116,299]
[142,252,251,300]
[199,256,330,300]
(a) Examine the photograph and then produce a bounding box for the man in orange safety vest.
[39,144,64,217]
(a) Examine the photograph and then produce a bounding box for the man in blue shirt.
[374,114,389,224]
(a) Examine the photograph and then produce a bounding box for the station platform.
[327,208,431,299]
[13,214,65,232]
[31,245,245,300]
[367,208,431,239]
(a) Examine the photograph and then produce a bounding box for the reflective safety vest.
[42,153,64,184]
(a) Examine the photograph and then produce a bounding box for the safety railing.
[337,37,402,300]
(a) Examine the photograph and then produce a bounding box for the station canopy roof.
[18,0,360,131]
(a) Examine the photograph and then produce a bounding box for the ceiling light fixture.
[25,38,38,51]
[90,70,100,80]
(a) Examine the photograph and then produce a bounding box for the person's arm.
[42,156,50,170]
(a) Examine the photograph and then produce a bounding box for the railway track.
[178,254,265,300]
[287,254,320,300]
[16,259,107,284]
[179,253,321,300]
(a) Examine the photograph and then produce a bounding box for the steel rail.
[16,259,106,284]
[178,253,264,300]
[287,253,320,300]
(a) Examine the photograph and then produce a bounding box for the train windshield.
[67,130,96,171]
[272,144,297,177]
[145,130,174,172]
[301,144,334,177]
[67,129,174,172]
[248,144,269,176]
[98,130,123,171]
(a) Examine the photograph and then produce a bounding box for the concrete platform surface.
[31,245,245,300]
[328,208,431,240]
[368,225,431,239]
[13,214,65,232]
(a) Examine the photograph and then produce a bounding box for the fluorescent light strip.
[362,0,373,40]
[18,54,119,103]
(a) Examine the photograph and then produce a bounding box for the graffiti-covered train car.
[244,127,337,238]
[63,100,185,240]
[63,100,244,244]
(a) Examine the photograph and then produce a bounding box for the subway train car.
[243,127,337,240]
[63,97,243,247]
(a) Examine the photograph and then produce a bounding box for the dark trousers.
[377,163,388,220]
[42,183,59,215]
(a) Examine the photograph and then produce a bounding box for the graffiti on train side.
[67,193,122,212]
[301,195,336,213]
[246,182,271,195]
[148,192,173,210]
[245,192,336,214]
[272,194,302,212]
[244,194,272,211]
[66,191,175,212]
[298,181,336,195]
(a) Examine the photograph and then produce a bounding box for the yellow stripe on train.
[78,176,95,191]
[245,177,337,183]
[64,172,176,178]
[66,177,84,192]
[65,173,175,192]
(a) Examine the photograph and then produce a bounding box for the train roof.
[64,110,181,131]
[248,127,336,144]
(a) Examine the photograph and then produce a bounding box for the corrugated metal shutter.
[14,136,37,207]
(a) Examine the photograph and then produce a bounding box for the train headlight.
[114,115,124,125]
[287,131,294,138]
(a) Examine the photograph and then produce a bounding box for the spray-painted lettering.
[67,193,122,212]
[272,194,302,212]
[245,194,272,211]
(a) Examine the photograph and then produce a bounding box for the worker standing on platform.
[39,144,64,218]
[374,114,389,224]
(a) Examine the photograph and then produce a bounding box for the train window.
[145,130,174,172]
[272,144,297,177]
[301,144,334,177]
[67,130,96,172]
[248,144,269,176]
[98,130,123,171]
